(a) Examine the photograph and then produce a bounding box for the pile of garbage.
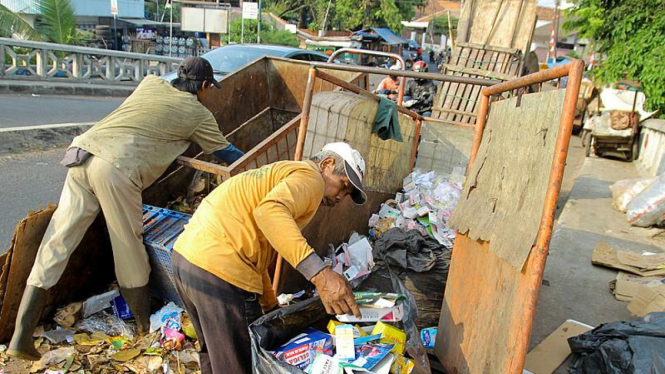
[15,287,200,374]
[266,292,429,374]
[368,170,464,249]
[610,173,665,227]
[168,171,225,214]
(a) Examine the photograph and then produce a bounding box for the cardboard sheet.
[592,242,665,277]
[616,250,665,271]
[611,272,665,302]
[627,281,665,316]
[524,320,593,374]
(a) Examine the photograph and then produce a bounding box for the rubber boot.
[120,286,151,335]
[7,286,47,361]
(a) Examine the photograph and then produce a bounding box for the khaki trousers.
[27,156,150,289]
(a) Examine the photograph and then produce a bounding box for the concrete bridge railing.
[0,37,182,84]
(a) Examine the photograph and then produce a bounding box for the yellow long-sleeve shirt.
[173,160,325,297]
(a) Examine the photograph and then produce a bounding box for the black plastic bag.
[250,267,432,374]
[373,228,445,272]
[568,312,665,374]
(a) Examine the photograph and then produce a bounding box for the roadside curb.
[0,122,94,156]
[0,80,134,97]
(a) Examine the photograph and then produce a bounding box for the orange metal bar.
[316,70,421,120]
[327,48,407,105]
[272,67,318,293]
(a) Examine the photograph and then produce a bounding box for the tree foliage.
[37,0,91,45]
[228,18,299,47]
[564,0,665,112]
[0,4,43,40]
[0,0,91,45]
[263,0,424,32]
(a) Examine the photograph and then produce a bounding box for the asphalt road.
[0,94,124,128]
[0,148,66,253]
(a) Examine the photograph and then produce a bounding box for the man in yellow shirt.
[173,142,365,374]
[8,57,244,361]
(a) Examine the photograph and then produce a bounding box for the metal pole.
[257,0,262,43]
[169,0,173,56]
[113,14,118,50]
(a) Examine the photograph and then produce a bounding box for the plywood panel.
[456,0,537,53]
[435,235,543,374]
[448,90,565,269]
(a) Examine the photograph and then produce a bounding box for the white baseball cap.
[321,142,367,205]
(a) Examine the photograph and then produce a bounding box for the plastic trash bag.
[568,312,665,374]
[626,173,665,227]
[250,267,431,374]
[610,177,655,212]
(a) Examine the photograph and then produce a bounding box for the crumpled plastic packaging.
[30,347,76,372]
[41,328,75,344]
[369,170,463,248]
[626,173,665,227]
[568,312,665,374]
[149,302,184,333]
[75,312,135,337]
[610,177,655,213]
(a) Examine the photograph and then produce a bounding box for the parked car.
[162,44,329,82]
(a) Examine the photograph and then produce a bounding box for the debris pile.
[269,293,417,374]
[19,290,200,374]
[610,174,665,227]
[368,170,464,249]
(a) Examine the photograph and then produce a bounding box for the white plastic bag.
[610,177,655,212]
[626,173,665,227]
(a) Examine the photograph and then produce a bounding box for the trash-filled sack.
[250,267,431,374]
[626,173,665,227]
[568,312,665,374]
[610,177,655,212]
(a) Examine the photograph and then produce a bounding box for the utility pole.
[169,0,173,56]
[257,0,262,44]
[553,0,560,62]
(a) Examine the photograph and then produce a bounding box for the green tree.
[432,14,458,37]
[564,0,665,112]
[228,18,299,47]
[0,4,43,39]
[0,0,91,45]
[37,0,91,45]
[332,0,423,32]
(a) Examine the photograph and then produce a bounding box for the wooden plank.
[443,64,513,81]
[457,41,520,55]
[176,156,231,177]
[431,107,478,118]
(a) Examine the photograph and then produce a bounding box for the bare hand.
[311,267,362,318]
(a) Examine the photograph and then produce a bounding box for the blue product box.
[111,295,134,320]
[420,327,437,349]
[273,328,333,370]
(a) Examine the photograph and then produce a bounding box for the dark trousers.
[172,251,263,374]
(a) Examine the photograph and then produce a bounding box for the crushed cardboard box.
[627,280,665,316]
[591,242,665,277]
[610,272,665,302]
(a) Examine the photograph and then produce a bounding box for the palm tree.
[0,4,43,40]
[0,0,91,45]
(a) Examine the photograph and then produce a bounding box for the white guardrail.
[0,37,182,83]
